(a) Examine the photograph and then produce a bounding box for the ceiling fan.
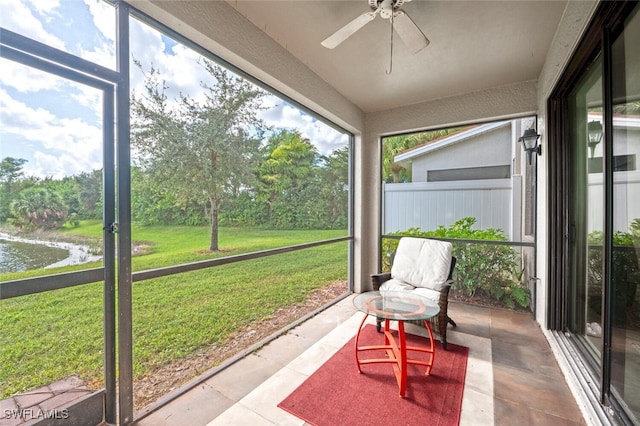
[321,0,429,54]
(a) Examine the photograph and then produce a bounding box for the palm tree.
[10,187,67,229]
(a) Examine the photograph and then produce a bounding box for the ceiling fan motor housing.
[370,0,408,17]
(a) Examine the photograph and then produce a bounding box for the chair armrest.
[371,272,391,291]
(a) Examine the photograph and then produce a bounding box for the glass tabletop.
[352,291,440,321]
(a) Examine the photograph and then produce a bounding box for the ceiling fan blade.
[321,11,377,49]
[393,10,429,54]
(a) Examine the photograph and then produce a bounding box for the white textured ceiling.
[223,0,568,113]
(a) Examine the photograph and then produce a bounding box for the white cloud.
[0,88,56,128]
[260,103,348,156]
[80,40,116,70]
[162,44,210,100]
[26,0,60,17]
[84,0,115,42]
[0,89,101,178]
[0,59,66,93]
[32,147,99,180]
[129,20,210,104]
[0,0,66,50]
[69,84,102,121]
[80,0,116,69]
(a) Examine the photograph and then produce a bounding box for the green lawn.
[0,223,348,398]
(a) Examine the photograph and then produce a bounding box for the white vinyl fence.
[589,170,640,234]
[382,179,521,240]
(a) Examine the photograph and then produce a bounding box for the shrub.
[9,187,68,230]
[65,212,80,228]
[587,227,640,326]
[384,217,530,310]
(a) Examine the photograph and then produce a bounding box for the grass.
[0,222,348,398]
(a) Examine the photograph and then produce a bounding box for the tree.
[220,137,348,229]
[317,146,349,228]
[0,157,27,221]
[75,170,103,219]
[10,186,68,230]
[131,60,267,251]
[257,129,320,228]
[131,166,207,226]
[42,177,81,220]
[0,157,26,187]
[382,135,413,183]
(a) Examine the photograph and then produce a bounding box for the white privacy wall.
[589,171,640,234]
[382,179,514,238]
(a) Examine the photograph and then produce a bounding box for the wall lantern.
[519,128,541,165]
[587,120,603,158]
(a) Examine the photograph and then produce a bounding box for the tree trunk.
[391,163,402,183]
[209,197,219,251]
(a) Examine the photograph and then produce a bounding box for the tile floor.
[134,295,586,425]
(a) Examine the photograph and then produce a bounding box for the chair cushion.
[379,282,441,304]
[390,237,453,292]
[379,279,416,292]
[413,287,441,303]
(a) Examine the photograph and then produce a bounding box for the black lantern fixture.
[587,120,603,158]
[519,128,541,165]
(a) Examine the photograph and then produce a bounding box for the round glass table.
[352,291,440,397]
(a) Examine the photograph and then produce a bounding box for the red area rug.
[278,324,468,426]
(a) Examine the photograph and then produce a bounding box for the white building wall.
[410,125,513,182]
[588,171,640,234]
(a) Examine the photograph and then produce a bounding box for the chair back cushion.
[391,237,453,291]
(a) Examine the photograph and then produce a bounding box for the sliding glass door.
[550,2,639,423]
[610,5,640,420]
[567,56,604,364]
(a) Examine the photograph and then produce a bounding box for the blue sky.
[0,0,348,179]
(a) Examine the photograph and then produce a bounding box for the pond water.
[0,238,69,273]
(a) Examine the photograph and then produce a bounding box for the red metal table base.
[354,314,436,397]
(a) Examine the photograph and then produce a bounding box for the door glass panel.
[568,56,603,363]
[610,4,640,421]
[0,59,104,275]
[0,59,109,413]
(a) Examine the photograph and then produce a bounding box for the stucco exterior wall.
[410,125,512,182]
